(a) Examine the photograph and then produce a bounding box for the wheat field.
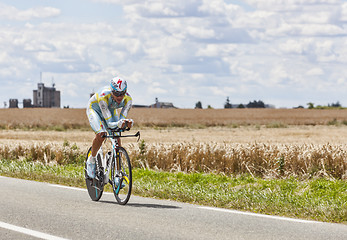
[0,108,346,179]
[1,108,347,127]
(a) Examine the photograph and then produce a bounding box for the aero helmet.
[110,76,127,96]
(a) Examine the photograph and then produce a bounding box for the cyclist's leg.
[91,132,106,156]
[86,107,107,178]
[87,107,107,155]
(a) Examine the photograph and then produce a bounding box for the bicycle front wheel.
[111,147,132,205]
[85,147,104,201]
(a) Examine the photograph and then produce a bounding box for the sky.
[1,0,347,109]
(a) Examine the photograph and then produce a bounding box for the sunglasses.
[112,90,126,97]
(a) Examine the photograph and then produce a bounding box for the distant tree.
[330,101,341,108]
[294,105,304,109]
[237,104,245,108]
[195,101,202,109]
[207,105,213,109]
[224,97,232,109]
[247,100,265,108]
[307,102,314,109]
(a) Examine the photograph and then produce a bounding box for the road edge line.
[0,221,69,240]
[198,206,322,224]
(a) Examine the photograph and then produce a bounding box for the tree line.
[195,98,344,109]
[195,97,267,109]
[306,101,344,109]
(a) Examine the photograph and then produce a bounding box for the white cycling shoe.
[86,156,96,179]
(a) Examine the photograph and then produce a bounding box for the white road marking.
[0,221,69,240]
[49,184,113,195]
[198,206,322,224]
[49,184,87,192]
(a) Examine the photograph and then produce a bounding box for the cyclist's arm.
[119,95,132,120]
[98,99,113,125]
[97,95,119,129]
[112,95,133,129]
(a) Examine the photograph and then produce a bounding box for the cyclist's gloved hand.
[126,119,134,128]
[108,119,132,129]
[116,119,126,128]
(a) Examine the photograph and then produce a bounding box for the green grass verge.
[0,158,346,224]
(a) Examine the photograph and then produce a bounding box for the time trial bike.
[84,126,140,205]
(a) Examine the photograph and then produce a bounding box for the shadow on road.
[127,203,181,209]
[99,200,181,209]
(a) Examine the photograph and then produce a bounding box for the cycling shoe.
[86,161,96,179]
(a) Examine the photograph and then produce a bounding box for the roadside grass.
[0,158,346,224]
[2,140,345,179]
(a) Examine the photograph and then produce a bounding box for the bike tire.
[85,147,104,201]
[111,147,132,205]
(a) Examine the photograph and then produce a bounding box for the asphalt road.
[0,176,346,240]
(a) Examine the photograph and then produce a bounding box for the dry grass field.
[0,108,347,127]
[0,108,346,179]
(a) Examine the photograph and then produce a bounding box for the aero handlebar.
[103,127,141,142]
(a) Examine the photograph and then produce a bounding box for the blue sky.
[1,0,347,108]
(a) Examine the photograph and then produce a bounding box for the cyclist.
[86,76,133,179]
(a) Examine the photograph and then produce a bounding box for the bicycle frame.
[100,129,140,184]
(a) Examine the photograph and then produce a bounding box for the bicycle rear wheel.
[111,147,132,205]
[85,147,104,201]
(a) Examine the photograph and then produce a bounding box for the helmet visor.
[112,89,126,97]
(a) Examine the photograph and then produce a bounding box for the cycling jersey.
[87,86,132,134]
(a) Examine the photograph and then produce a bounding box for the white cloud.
[191,73,205,80]
[266,23,345,37]
[209,44,240,58]
[149,87,168,94]
[341,3,347,21]
[1,0,347,108]
[306,67,324,76]
[288,11,335,24]
[198,0,241,16]
[209,86,236,96]
[185,26,215,39]
[279,39,312,54]
[245,0,340,11]
[270,64,290,85]
[0,3,60,21]
[337,77,346,85]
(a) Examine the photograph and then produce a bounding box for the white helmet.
[110,76,127,96]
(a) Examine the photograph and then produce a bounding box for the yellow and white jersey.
[86,86,132,133]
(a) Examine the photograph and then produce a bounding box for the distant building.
[23,99,32,108]
[33,83,60,108]
[149,98,176,108]
[132,104,149,108]
[9,99,18,108]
